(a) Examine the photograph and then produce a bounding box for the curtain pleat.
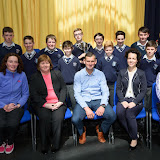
[0,0,145,51]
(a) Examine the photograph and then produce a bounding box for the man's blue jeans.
[71,99,116,135]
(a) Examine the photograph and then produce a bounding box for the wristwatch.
[101,104,106,108]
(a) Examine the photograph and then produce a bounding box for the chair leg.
[30,113,35,151]
[71,123,77,146]
[108,125,114,144]
[33,114,37,151]
[149,112,152,149]
[74,127,78,146]
[110,125,114,144]
[146,111,149,148]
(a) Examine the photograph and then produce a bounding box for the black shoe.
[129,145,137,151]
[51,148,59,153]
[41,150,48,155]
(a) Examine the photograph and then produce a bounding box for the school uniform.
[113,44,130,70]
[20,49,40,82]
[139,54,160,110]
[38,47,64,70]
[131,41,148,57]
[155,45,160,59]
[0,42,22,65]
[93,47,105,62]
[96,55,120,106]
[58,54,81,109]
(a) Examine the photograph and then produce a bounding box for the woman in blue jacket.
[0,53,29,154]
[116,48,147,151]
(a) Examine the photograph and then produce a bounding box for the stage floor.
[0,121,160,160]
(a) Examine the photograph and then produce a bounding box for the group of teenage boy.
[0,26,160,146]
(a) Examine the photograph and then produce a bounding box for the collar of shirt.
[137,40,148,47]
[75,41,85,48]
[143,54,156,61]
[44,47,58,53]
[115,44,126,50]
[94,46,104,51]
[84,68,96,76]
[104,54,113,61]
[63,54,74,59]
[127,67,137,75]
[2,42,15,47]
[24,50,36,59]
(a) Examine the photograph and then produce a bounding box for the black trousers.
[0,108,24,145]
[116,98,143,140]
[33,105,66,150]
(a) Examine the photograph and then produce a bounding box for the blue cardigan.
[0,69,29,108]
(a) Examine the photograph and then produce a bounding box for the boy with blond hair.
[97,40,120,107]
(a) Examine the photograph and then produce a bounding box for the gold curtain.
[0,0,145,51]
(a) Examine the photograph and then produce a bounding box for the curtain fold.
[0,0,145,51]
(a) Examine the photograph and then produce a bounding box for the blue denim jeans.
[71,99,116,135]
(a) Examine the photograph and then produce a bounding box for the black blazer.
[29,70,67,108]
[116,68,147,105]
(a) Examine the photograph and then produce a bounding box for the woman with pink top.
[30,54,66,154]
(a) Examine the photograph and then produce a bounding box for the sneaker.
[5,143,14,154]
[0,142,6,153]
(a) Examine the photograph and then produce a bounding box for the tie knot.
[66,58,71,63]
[27,53,31,59]
[107,57,110,61]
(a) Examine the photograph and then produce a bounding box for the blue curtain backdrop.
[145,0,160,43]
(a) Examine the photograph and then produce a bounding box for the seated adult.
[0,53,29,154]
[72,52,116,144]
[116,48,147,151]
[29,54,67,154]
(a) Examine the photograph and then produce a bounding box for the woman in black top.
[116,48,147,151]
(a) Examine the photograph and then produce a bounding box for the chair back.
[152,82,160,110]
[20,103,31,123]
[113,81,118,106]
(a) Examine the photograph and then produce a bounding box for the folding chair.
[20,103,34,150]
[148,82,160,149]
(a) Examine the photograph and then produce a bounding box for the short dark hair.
[138,26,149,34]
[2,27,14,35]
[125,48,141,67]
[0,53,24,75]
[115,31,125,39]
[146,40,157,49]
[85,52,96,59]
[37,54,53,71]
[94,33,104,40]
[23,35,34,43]
[62,40,73,49]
